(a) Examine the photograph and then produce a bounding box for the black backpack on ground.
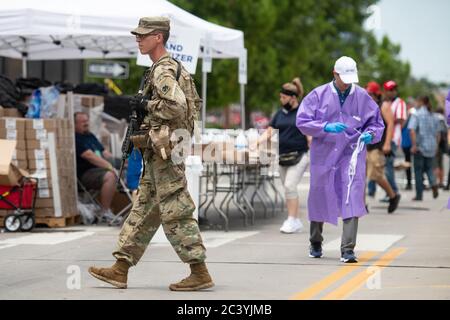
[73,83,108,95]
[16,77,52,97]
[0,75,28,115]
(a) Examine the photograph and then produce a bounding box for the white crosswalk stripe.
[0,231,95,249]
[152,231,260,248]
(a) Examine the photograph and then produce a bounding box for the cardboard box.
[2,108,22,118]
[63,119,72,129]
[25,119,59,130]
[0,106,4,117]
[56,167,73,177]
[0,209,14,214]
[0,118,26,131]
[74,94,104,108]
[35,198,54,208]
[37,188,52,199]
[37,177,52,189]
[0,128,26,140]
[28,158,51,170]
[11,159,28,170]
[201,142,250,164]
[28,169,52,178]
[15,140,27,150]
[0,139,29,186]
[27,149,49,160]
[27,137,68,149]
[63,137,75,146]
[12,149,27,160]
[26,128,54,140]
[26,139,49,150]
[34,208,55,217]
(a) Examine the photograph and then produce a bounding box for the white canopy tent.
[0,0,247,129]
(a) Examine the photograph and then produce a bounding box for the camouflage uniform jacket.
[143,53,188,132]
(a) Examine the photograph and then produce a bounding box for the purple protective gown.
[445,90,450,208]
[445,90,450,125]
[296,82,384,225]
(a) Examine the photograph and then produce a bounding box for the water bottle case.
[235,131,248,150]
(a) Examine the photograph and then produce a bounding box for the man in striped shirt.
[381,80,407,199]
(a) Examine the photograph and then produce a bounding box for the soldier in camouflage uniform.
[88,17,214,292]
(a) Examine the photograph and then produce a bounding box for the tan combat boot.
[169,262,215,291]
[88,260,130,289]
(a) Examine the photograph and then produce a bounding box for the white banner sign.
[137,26,201,74]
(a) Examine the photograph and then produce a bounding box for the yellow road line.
[291,251,378,300]
[322,247,407,300]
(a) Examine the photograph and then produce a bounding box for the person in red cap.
[380,80,407,200]
[366,82,383,197]
[366,81,382,105]
[365,82,401,213]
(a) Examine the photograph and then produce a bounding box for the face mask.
[283,102,292,111]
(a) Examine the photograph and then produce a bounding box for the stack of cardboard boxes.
[0,113,78,225]
[25,118,77,218]
[73,94,104,109]
[0,106,23,118]
[0,118,28,169]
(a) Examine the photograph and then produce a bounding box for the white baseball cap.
[334,56,359,84]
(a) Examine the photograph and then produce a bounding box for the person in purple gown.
[296,56,384,263]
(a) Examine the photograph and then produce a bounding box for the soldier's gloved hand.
[129,94,148,113]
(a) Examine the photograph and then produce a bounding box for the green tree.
[171,0,394,118]
[359,35,411,91]
[86,0,442,123]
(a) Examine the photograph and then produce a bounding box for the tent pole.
[21,37,28,78]
[238,48,247,130]
[202,71,207,133]
[22,57,27,78]
[240,84,245,130]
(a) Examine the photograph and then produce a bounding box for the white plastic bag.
[77,200,100,225]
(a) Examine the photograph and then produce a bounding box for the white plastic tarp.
[0,0,245,60]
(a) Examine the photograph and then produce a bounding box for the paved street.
[0,181,449,300]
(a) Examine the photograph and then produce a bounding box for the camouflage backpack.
[174,60,202,139]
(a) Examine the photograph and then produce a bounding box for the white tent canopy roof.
[0,0,245,60]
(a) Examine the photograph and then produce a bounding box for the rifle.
[117,71,148,183]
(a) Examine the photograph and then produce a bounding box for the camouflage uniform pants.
[113,150,206,265]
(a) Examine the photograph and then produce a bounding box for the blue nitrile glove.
[324,122,348,133]
[361,132,373,144]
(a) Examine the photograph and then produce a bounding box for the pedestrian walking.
[444,90,450,208]
[365,81,401,214]
[260,77,311,233]
[381,80,408,199]
[401,105,414,190]
[433,107,448,188]
[88,16,214,291]
[296,56,384,263]
[365,81,382,198]
[408,96,440,201]
[445,90,450,125]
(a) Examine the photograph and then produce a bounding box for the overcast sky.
[374,0,449,84]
